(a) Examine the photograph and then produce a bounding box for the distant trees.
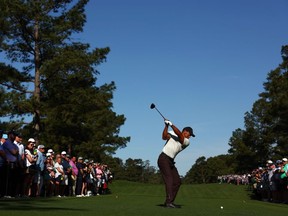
[184,45,288,183]
[107,157,162,184]
[183,155,235,184]
[228,45,288,173]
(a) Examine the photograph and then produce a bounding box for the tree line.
[0,1,287,184]
[184,45,288,183]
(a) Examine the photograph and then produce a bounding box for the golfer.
[157,119,195,208]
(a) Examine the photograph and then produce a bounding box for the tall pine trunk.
[34,18,41,135]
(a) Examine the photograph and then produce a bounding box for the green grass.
[0,181,287,216]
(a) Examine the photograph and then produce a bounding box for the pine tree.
[0,0,130,157]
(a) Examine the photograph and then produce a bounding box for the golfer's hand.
[164,120,173,126]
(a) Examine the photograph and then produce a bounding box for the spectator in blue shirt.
[2,131,19,197]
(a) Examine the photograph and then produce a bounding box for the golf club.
[150,103,166,120]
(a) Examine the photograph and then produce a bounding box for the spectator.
[2,131,19,198]
[22,139,38,197]
[280,158,288,203]
[95,163,103,195]
[60,151,71,196]
[75,157,84,197]
[81,159,89,196]
[43,152,55,197]
[0,133,7,197]
[54,154,65,197]
[85,162,95,196]
[14,134,25,197]
[69,156,78,196]
[271,160,283,203]
[32,144,46,197]
[47,149,55,164]
[0,130,6,144]
[266,160,276,202]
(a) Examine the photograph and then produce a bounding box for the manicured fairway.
[0,181,287,216]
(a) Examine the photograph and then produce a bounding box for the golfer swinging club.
[158,119,195,208]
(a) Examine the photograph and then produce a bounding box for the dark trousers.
[157,152,181,204]
[5,162,18,197]
[0,165,5,197]
[75,177,83,195]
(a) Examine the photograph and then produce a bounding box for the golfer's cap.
[46,152,52,157]
[78,156,83,160]
[28,138,36,143]
[282,158,288,162]
[47,149,54,154]
[61,151,67,155]
[37,145,45,149]
[183,127,195,137]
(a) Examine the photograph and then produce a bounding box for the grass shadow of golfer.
[156,203,183,208]
[0,198,87,212]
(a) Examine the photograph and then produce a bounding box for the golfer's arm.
[171,125,184,144]
[162,125,170,140]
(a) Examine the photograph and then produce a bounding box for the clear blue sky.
[81,0,287,175]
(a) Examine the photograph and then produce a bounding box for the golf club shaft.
[155,107,166,120]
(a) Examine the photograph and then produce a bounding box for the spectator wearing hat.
[47,149,55,166]
[69,156,78,196]
[280,158,288,178]
[60,151,71,196]
[280,158,288,203]
[22,138,38,197]
[266,160,276,202]
[2,131,19,197]
[13,134,25,197]
[271,159,285,203]
[76,157,84,197]
[14,134,24,164]
[31,144,46,197]
[81,160,89,196]
[44,152,56,197]
[0,134,7,197]
[54,155,65,197]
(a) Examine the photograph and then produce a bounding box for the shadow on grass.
[0,198,87,212]
[156,203,183,208]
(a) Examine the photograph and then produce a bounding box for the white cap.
[47,149,54,154]
[267,160,273,164]
[28,138,35,143]
[61,151,67,155]
[46,152,51,157]
[37,145,45,150]
[282,158,288,162]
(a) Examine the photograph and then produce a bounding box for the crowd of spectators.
[218,158,288,204]
[0,130,113,199]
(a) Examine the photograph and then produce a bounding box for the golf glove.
[164,120,173,126]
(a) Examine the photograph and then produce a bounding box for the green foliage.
[183,155,235,184]
[0,0,130,158]
[226,45,288,173]
[110,158,162,184]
